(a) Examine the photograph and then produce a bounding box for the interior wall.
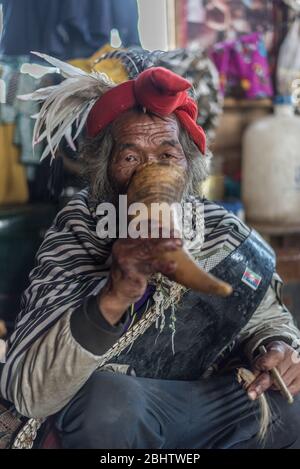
[137,0,169,51]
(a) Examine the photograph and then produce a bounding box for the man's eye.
[162,153,174,159]
[125,155,137,162]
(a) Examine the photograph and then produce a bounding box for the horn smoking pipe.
[259,345,294,405]
[127,162,232,298]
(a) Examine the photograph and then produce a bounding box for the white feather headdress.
[19,52,116,161]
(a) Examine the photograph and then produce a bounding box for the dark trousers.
[55,370,300,449]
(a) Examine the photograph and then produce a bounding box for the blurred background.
[0,0,300,336]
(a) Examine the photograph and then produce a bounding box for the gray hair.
[80,116,211,204]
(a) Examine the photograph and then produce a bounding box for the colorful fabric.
[211,33,273,99]
[87,67,207,154]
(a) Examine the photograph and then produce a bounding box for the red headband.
[87,67,206,155]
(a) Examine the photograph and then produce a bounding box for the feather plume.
[20,63,58,79]
[30,51,88,78]
[18,52,116,161]
[237,368,272,442]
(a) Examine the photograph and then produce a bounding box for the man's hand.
[98,233,182,326]
[247,341,300,400]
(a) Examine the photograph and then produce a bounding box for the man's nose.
[144,154,160,164]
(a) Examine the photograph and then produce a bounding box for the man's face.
[109,110,188,194]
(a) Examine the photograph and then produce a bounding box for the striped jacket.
[1,190,299,418]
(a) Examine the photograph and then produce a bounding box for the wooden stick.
[259,345,294,405]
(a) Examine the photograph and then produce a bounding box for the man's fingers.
[153,238,182,252]
[152,259,177,276]
[254,343,286,371]
[247,372,273,400]
[140,237,182,256]
[288,377,300,396]
[281,366,300,388]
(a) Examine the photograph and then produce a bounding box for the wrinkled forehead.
[111,110,180,142]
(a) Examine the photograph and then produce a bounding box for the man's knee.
[57,371,160,449]
[80,401,144,448]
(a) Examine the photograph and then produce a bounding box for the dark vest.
[114,231,275,380]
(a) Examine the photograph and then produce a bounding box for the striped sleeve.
[0,190,113,407]
[238,273,300,359]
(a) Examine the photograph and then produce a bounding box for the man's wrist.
[97,288,131,326]
[70,296,129,356]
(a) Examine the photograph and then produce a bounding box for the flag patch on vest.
[242,268,262,291]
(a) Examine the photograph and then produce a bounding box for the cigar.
[259,345,294,405]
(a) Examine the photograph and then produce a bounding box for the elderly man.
[1,55,300,449]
